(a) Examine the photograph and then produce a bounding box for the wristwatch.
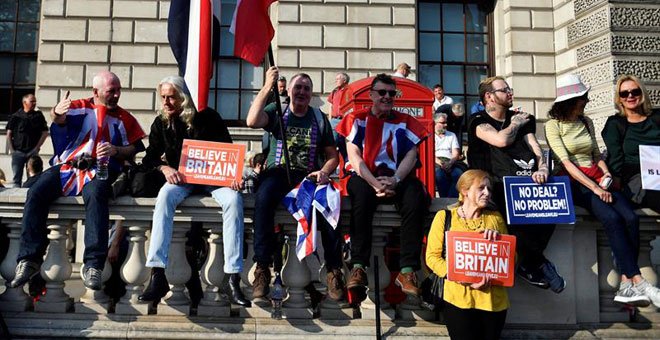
[393,174,401,185]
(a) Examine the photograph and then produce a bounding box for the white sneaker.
[614,281,650,307]
[634,279,660,308]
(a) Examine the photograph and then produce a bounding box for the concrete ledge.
[3,312,660,339]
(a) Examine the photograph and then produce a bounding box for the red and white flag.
[168,0,221,112]
[230,0,277,66]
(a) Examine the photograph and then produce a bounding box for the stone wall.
[273,0,417,112]
[494,0,557,120]
[557,0,660,139]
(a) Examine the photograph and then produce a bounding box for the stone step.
[2,312,660,339]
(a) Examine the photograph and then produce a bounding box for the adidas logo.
[514,158,535,176]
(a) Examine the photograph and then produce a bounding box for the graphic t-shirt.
[264,104,335,171]
[467,110,536,178]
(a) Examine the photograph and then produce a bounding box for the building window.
[417,0,492,111]
[0,0,40,120]
[209,0,264,127]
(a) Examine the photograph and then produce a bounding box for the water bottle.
[97,156,109,180]
[271,272,284,319]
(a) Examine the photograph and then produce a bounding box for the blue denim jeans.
[434,165,463,198]
[18,165,112,269]
[146,183,244,273]
[252,167,343,270]
[11,150,29,187]
[572,183,640,277]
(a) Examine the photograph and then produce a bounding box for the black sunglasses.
[372,89,397,97]
[619,88,642,98]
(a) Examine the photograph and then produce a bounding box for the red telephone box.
[338,77,435,195]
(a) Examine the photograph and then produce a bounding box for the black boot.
[138,268,169,303]
[225,273,251,307]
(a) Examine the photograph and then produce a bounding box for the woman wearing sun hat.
[544,74,660,309]
[601,74,660,213]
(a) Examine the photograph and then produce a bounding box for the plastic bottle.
[97,156,109,180]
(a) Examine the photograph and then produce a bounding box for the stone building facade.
[1,0,659,159]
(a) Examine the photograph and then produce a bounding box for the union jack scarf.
[282,178,341,260]
[335,107,429,174]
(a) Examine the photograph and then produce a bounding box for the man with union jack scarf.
[336,73,431,300]
[9,71,146,291]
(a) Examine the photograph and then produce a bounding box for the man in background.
[393,63,411,78]
[6,94,48,187]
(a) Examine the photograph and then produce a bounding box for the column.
[34,223,74,313]
[0,221,32,311]
[197,225,230,316]
[115,222,150,315]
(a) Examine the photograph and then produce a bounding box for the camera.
[71,156,95,170]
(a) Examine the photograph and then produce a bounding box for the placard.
[178,139,245,187]
[503,176,575,225]
[640,145,660,191]
[446,231,517,287]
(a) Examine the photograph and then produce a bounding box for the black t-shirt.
[467,110,536,178]
[7,109,48,152]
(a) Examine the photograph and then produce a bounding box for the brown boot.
[252,264,271,299]
[346,267,368,289]
[395,271,420,297]
[326,269,346,301]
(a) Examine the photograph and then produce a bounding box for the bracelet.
[393,174,401,184]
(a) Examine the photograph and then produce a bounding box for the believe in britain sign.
[178,139,246,187]
[503,176,575,225]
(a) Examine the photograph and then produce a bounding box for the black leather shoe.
[225,273,251,307]
[138,268,170,303]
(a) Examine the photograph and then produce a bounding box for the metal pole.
[373,255,382,340]
[267,46,292,186]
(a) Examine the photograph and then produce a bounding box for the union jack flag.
[50,98,146,196]
[282,178,341,261]
[335,107,429,174]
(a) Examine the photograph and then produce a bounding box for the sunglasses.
[619,88,642,98]
[372,89,397,97]
[491,87,513,94]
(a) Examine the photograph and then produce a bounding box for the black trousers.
[443,302,507,340]
[493,182,555,269]
[347,174,429,269]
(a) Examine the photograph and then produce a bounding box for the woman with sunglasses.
[544,74,660,308]
[602,75,660,212]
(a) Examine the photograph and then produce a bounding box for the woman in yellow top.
[426,169,509,340]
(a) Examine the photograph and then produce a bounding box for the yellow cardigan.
[425,208,510,312]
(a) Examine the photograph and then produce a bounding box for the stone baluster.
[76,259,112,314]
[596,232,623,319]
[638,232,658,313]
[198,225,230,316]
[34,223,73,313]
[159,221,191,315]
[361,227,394,320]
[0,221,32,311]
[115,222,150,315]
[242,228,255,298]
[281,226,313,319]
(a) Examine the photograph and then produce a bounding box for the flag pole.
[267,45,292,186]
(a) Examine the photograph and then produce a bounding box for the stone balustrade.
[0,187,658,325]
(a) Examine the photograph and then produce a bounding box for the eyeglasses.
[372,89,397,97]
[619,88,642,98]
[491,87,513,94]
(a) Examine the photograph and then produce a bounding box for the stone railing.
[0,187,658,324]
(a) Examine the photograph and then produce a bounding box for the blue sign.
[503,176,575,225]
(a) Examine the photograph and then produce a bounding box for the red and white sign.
[446,231,517,287]
[178,139,245,186]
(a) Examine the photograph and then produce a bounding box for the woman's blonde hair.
[157,76,195,129]
[614,74,652,117]
[456,169,490,204]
